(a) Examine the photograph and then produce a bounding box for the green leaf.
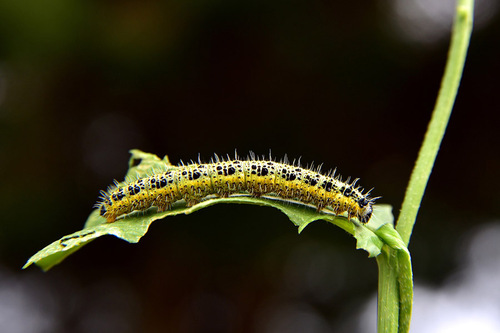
[24,150,396,271]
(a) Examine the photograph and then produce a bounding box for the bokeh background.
[1,0,499,332]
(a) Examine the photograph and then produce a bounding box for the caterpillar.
[96,153,378,224]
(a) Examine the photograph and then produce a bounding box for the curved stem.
[396,0,474,246]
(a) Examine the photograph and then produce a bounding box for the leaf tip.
[297,223,309,234]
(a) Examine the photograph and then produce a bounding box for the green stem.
[396,249,413,333]
[377,248,399,333]
[374,225,413,333]
[377,1,474,333]
[396,0,474,246]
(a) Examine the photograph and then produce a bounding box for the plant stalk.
[377,1,474,332]
[396,0,474,246]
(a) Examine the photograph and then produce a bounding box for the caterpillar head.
[359,204,373,223]
[357,197,374,224]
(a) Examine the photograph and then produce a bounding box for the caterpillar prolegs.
[96,153,378,224]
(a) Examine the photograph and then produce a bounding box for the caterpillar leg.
[106,216,117,223]
[156,203,172,212]
[186,199,201,207]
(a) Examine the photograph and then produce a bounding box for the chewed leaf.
[24,150,395,271]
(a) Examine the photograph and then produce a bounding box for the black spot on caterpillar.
[96,153,378,224]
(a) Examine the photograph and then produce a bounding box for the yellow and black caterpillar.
[97,153,378,224]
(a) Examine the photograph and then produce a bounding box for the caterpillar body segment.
[176,164,212,206]
[244,160,277,196]
[210,160,246,197]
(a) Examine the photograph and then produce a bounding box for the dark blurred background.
[1,0,499,332]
